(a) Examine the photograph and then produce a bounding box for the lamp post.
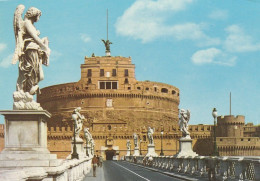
[160,131,164,156]
[71,119,79,159]
[140,139,142,155]
[212,108,219,156]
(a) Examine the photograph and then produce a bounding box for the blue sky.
[0,0,259,125]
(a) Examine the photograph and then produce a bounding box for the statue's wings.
[101,39,106,44]
[12,4,25,64]
[187,110,191,122]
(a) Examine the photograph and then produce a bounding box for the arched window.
[143,135,146,141]
[108,125,111,130]
[172,90,176,95]
[161,88,168,93]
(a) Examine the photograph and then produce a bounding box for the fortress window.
[128,87,131,90]
[112,82,117,89]
[161,88,168,93]
[248,139,251,141]
[220,139,223,141]
[143,135,146,141]
[137,87,141,90]
[100,82,105,89]
[146,87,149,91]
[100,69,104,77]
[106,82,111,89]
[154,87,157,92]
[112,69,117,76]
[124,78,129,84]
[241,139,244,141]
[76,87,79,90]
[99,81,118,89]
[87,69,92,77]
[88,78,92,84]
[108,125,111,130]
[172,90,176,95]
[124,69,129,77]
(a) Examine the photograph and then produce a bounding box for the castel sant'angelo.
[0,42,259,159]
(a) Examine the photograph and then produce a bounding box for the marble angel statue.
[12,5,51,95]
[126,140,131,150]
[72,107,85,141]
[179,109,191,138]
[133,133,138,148]
[84,127,92,146]
[147,127,155,145]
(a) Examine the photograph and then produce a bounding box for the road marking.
[113,162,151,181]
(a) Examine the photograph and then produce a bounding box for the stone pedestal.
[0,110,62,167]
[133,147,140,156]
[67,139,86,159]
[146,144,158,157]
[175,137,198,157]
[126,149,131,156]
[106,51,111,56]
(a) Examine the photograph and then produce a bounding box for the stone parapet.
[0,157,92,181]
[126,155,260,181]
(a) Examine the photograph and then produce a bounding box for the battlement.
[84,56,132,64]
[217,115,245,125]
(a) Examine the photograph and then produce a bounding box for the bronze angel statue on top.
[13,5,50,95]
[102,39,112,53]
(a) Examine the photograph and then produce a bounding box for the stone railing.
[0,157,92,181]
[126,155,260,181]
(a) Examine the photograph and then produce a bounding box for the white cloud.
[191,48,236,66]
[0,43,7,52]
[0,54,12,68]
[80,34,91,43]
[51,50,62,61]
[116,0,219,45]
[168,23,221,46]
[224,25,260,53]
[209,10,228,20]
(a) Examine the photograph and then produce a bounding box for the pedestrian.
[92,155,99,177]
[99,155,103,167]
[97,155,100,167]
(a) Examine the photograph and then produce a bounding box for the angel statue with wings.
[72,107,85,141]
[13,5,51,95]
[179,109,191,138]
[126,140,131,150]
[102,39,112,53]
[147,127,155,145]
[133,133,138,148]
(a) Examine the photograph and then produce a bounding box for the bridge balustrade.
[126,155,259,181]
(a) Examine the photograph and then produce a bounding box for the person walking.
[99,155,103,167]
[92,155,99,177]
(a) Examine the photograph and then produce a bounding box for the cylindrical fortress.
[38,56,180,130]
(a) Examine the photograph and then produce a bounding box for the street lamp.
[71,119,79,159]
[139,139,142,155]
[160,131,164,156]
[212,108,219,156]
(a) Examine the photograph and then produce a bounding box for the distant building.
[217,115,260,156]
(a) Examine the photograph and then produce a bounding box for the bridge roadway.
[83,160,183,181]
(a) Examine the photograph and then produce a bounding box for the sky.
[0,0,259,125]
